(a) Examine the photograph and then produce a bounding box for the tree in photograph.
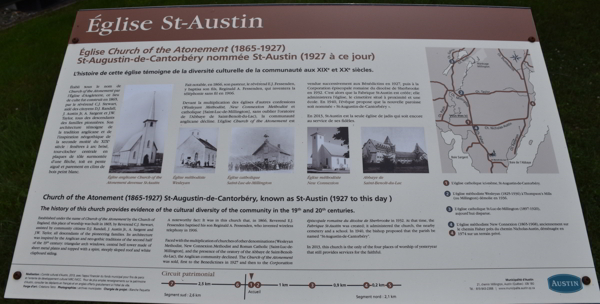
[380,154,395,173]
[332,127,349,157]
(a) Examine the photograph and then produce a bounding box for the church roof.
[396,151,414,158]
[369,139,393,151]
[119,131,143,152]
[252,141,291,156]
[413,143,426,154]
[196,137,217,151]
[394,144,427,159]
[321,142,348,157]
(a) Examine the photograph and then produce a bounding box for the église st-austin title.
[87,14,264,36]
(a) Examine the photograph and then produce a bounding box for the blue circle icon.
[446,206,453,212]
[444,191,451,197]
[458,90,464,96]
[448,221,455,228]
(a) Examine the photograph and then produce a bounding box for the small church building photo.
[174,128,218,173]
[307,127,350,173]
[109,85,171,173]
[228,127,295,173]
[251,134,293,163]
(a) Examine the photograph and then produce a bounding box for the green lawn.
[1,0,598,303]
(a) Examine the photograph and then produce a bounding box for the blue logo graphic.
[547,274,582,293]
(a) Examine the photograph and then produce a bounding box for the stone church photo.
[174,128,218,173]
[307,127,350,173]
[110,84,172,174]
[228,127,294,173]
[361,127,429,173]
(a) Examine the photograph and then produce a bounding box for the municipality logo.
[547,274,582,293]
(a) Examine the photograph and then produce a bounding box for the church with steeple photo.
[307,127,350,173]
[111,98,158,166]
[110,85,172,174]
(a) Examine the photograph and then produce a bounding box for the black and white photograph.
[174,128,219,173]
[109,84,172,173]
[228,127,294,173]
[307,127,350,173]
[361,127,429,173]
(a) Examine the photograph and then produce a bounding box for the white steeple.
[145,92,156,122]
[311,130,324,170]
[138,92,158,165]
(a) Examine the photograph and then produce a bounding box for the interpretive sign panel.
[5,4,599,304]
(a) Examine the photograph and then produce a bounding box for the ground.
[363,165,429,174]
[109,165,162,174]
[174,166,216,174]
[307,169,350,174]
[0,0,78,30]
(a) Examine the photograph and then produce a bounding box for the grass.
[0,0,598,303]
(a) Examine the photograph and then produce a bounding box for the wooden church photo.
[228,127,295,173]
[361,127,429,173]
[174,128,218,173]
[307,127,350,173]
[109,84,172,174]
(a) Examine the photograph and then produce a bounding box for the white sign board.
[5,5,599,303]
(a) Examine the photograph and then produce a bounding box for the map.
[427,47,558,174]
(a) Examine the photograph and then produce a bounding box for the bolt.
[528,36,536,43]
[72,37,79,44]
[13,271,22,280]
[582,276,591,285]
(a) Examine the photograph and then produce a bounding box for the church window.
[150,122,153,127]
[133,152,136,159]
[194,153,198,161]
[344,159,346,164]
[151,152,154,159]
[337,158,339,164]
[147,140,150,148]
[326,158,328,166]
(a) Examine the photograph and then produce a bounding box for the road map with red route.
[428,47,558,174]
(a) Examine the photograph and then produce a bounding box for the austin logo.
[547,274,582,293]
